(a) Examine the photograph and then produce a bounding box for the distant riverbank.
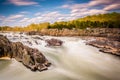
[27,28,120,40]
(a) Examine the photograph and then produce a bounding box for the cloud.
[0,14,24,26]
[61,4,69,8]
[1,11,71,27]
[103,3,120,11]
[70,9,107,20]
[88,0,120,7]
[19,18,29,22]
[34,12,42,16]
[19,11,29,14]
[0,15,5,21]
[60,0,120,19]
[8,0,38,6]
[7,14,24,20]
[1,14,24,23]
[2,14,24,22]
[22,11,70,24]
[61,0,120,10]
[61,3,87,9]
[88,0,112,6]
[1,0,120,27]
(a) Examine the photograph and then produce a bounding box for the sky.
[0,0,120,27]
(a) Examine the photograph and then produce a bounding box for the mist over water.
[0,32,120,80]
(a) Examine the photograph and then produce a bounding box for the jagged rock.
[41,28,120,38]
[87,38,120,56]
[0,35,12,57]
[26,31,43,36]
[45,38,63,46]
[11,42,25,61]
[11,42,51,71]
[0,35,51,72]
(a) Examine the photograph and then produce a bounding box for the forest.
[0,12,120,31]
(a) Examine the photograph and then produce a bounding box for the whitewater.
[0,32,120,80]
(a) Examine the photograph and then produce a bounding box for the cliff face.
[0,35,51,71]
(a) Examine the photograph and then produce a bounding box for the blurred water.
[0,32,120,80]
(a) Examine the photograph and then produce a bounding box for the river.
[0,32,120,80]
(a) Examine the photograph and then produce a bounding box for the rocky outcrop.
[27,28,120,39]
[0,35,51,71]
[40,28,80,36]
[0,35,12,57]
[86,38,120,56]
[12,42,51,71]
[26,31,43,36]
[45,38,63,46]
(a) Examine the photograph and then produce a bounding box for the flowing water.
[0,32,120,80]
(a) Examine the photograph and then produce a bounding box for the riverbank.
[27,28,120,40]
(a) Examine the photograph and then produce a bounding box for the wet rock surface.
[86,38,120,56]
[0,35,51,71]
[45,38,63,46]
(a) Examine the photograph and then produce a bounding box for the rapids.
[0,32,120,80]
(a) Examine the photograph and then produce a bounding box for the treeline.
[0,12,120,31]
[0,22,49,31]
[48,12,120,29]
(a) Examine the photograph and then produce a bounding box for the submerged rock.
[45,38,63,46]
[32,36,43,40]
[0,35,51,72]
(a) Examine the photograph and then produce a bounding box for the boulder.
[11,42,51,71]
[45,38,63,46]
[0,35,51,72]
[0,35,12,57]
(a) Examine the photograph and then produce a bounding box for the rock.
[26,31,43,36]
[12,43,51,71]
[0,35,51,72]
[45,38,63,46]
[11,42,25,61]
[87,38,120,56]
[32,36,43,40]
[0,35,12,57]
[26,41,32,45]
[40,28,120,38]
